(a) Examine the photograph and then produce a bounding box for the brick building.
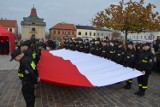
[49,23,76,39]
[0,19,18,36]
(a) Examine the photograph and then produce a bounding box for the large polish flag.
[37,49,143,87]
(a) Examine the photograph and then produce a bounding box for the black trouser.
[126,79,132,86]
[137,74,149,92]
[22,81,35,107]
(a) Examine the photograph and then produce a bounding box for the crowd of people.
[58,37,160,96]
[8,37,160,107]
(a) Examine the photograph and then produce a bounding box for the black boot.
[135,87,142,95]
[137,89,145,96]
[123,83,131,90]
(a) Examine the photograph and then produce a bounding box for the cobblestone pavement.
[0,69,160,107]
[0,56,160,107]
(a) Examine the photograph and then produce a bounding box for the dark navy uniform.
[107,45,116,61]
[78,42,84,52]
[90,43,96,55]
[83,42,90,53]
[135,43,154,96]
[94,43,102,56]
[123,42,136,89]
[101,45,108,58]
[11,49,38,107]
[114,45,125,65]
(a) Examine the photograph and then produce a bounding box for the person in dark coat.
[123,41,137,89]
[94,40,102,56]
[135,43,154,96]
[107,41,116,61]
[100,40,109,58]
[113,42,125,65]
[0,40,5,55]
[90,39,96,55]
[83,39,90,53]
[77,38,84,52]
[6,40,10,55]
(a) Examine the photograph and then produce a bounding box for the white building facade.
[76,25,113,40]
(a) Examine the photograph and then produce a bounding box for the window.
[141,36,142,39]
[58,31,60,34]
[72,32,74,35]
[62,31,65,35]
[32,22,35,25]
[97,33,99,36]
[9,28,12,32]
[78,32,81,35]
[31,34,35,39]
[32,28,35,31]
[54,31,56,34]
[90,32,92,36]
[94,33,96,36]
[68,32,70,35]
[144,36,146,39]
[101,33,103,36]
[85,32,88,36]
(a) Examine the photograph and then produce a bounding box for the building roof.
[0,19,17,27]
[50,23,76,30]
[21,7,46,26]
[76,25,96,30]
[30,7,37,17]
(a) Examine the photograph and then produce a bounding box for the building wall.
[22,25,45,40]
[76,29,97,39]
[50,29,76,39]
[96,30,112,40]
[127,32,160,41]
[5,27,18,36]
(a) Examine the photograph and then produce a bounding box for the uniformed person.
[107,41,116,61]
[100,40,109,58]
[77,38,84,52]
[21,40,33,58]
[94,39,102,56]
[123,41,136,89]
[10,49,39,107]
[64,39,69,49]
[135,43,154,96]
[83,39,90,53]
[74,39,79,51]
[90,39,96,55]
[113,42,125,65]
[68,39,74,50]
[0,40,4,55]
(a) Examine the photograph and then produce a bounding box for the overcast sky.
[0,0,159,32]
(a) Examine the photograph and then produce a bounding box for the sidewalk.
[0,55,160,107]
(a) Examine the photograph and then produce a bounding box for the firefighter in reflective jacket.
[107,41,116,61]
[83,39,90,53]
[123,41,136,89]
[135,43,154,96]
[90,39,96,55]
[113,42,125,65]
[94,40,102,56]
[100,40,109,58]
[78,39,84,52]
[10,49,39,107]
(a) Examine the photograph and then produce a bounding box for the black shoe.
[137,92,145,96]
[123,85,131,90]
[135,91,141,95]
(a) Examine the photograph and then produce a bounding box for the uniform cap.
[10,49,21,61]
[144,42,151,46]
[21,40,31,47]
[128,41,133,45]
